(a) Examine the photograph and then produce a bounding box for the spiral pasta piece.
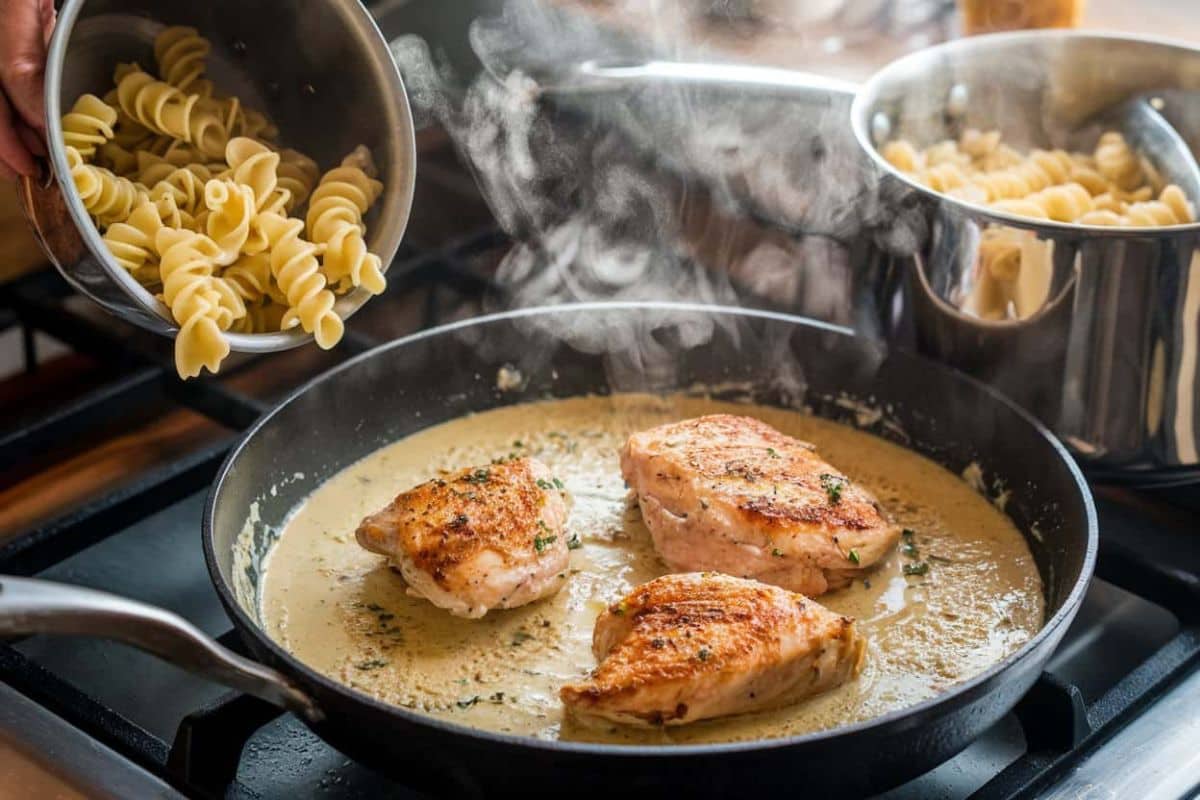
[116,65,226,159]
[102,199,164,282]
[154,26,212,96]
[1094,132,1144,192]
[61,94,118,161]
[225,137,280,210]
[255,211,343,348]
[224,251,279,303]
[65,146,145,227]
[306,147,385,294]
[204,178,255,265]
[156,227,245,377]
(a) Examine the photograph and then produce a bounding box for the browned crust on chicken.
[356,458,564,595]
[620,415,900,596]
[560,573,865,726]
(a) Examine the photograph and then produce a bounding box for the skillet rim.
[202,300,1098,757]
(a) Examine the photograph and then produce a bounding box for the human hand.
[0,0,54,181]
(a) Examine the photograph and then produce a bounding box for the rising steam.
[388,1,906,393]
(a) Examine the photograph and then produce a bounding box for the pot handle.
[0,575,322,723]
[566,59,860,98]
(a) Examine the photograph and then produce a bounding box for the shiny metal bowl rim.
[45,0,417,354]
[850,29,1200,238]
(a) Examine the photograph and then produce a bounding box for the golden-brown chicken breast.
[560,572,865,726]
[355,457,571,618]
[620,415,900,596]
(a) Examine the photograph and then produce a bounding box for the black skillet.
[0,303,1096,798]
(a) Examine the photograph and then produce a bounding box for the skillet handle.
[0,575,322,723]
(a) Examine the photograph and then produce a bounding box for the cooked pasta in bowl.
[29,0,415,380]
[880,128,1197,228]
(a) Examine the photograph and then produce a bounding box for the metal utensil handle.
[574,59,860,96]
[0,575,322,722]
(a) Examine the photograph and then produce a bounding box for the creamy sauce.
[254,395,1043,744]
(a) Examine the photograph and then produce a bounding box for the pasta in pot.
[882,128,1196,227]
[57,25,391,379]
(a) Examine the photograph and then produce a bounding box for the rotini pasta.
[156,226,245,378]
[59,25,389,379]
[66,146,145,228]
[61,94,118,161]
[255,211,344,349]
[882,128,1196,228]
[102,199,163,283]
[306,147,386,295]
[203,179,255,265]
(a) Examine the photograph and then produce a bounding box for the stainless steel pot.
[18,0,417,354]
[851,31,1200,483]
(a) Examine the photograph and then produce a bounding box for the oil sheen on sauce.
[255,395,1044,744]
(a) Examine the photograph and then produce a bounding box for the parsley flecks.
[772,548,784,557]
[464,468,491,484]
[513,440,524,448]
[567,533,582,550]
[819,473,847,504]
[534,534,557,553]
[552,477,564,490]
[848,549,861,565]
[697,647,711,662]
[510,630,534,646]
[536,478,554,490]
[456,696,481,709]
[766,447,779,458]
[355,659,388,671]
[903,561,930,577]
[489,692,505,704]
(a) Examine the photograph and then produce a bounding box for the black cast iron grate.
[1,227,1199,799]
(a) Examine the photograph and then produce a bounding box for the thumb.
[0,0,50,132]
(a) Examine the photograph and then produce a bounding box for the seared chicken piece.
[560,572,864,726]
[621,415,899,597]
[355,457,570,618]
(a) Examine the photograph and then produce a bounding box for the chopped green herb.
[766,447,779,458]
[355,659,388,671]
[488,692,506,704]
[510,630,534,646]
[464,468,491,484]
[534,534,557,553]
[772,548,784,557]
[456,696,481,709]
[512,440,523,448]
[697,647,711,662]
[848,549,861,564]
[567,533,583,550]
[819,473,846,504]
[536,479,554,490]
[903,561,930,577]
[552,477,564,490]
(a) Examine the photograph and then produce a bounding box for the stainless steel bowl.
[851,31,1200,482]
[18,0,416,354]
